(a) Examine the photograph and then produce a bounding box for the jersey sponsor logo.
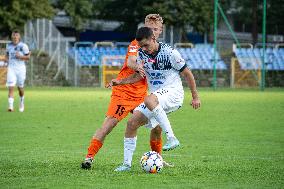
[150,80,163,85]
[149,72,165,85]
[150,72,164,78]
[129,45,138,53]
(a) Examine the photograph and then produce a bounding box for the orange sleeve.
[127,40,139,57]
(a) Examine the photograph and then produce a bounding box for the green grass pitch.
[0,87,283,188]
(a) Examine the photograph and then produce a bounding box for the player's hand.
[105,79,121,88]
[105,82,112,89]
[190,98,201,109]
[136,64,146,78]
[15,52,21,59]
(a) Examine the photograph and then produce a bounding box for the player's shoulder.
[160,42,175,54]
[159,43,182,59]
[128,39,139,53]
[129,39,139,48]
[18,41,28,48]
[7,42,13,48]
[160,42,173,50]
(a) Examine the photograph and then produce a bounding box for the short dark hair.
[136,27,153,42]
[12,29,21,34]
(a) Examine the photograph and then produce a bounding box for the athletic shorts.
[106,95,144,121]
[6,66,26,88]
[134,87,184,129]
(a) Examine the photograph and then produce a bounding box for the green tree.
[145,0,213,33]
[230,0,284,44]
[54,0,93,40]
[0,0,54,37]
[266,0,284,35]
[93,0,213,39]
[93,0,152,34]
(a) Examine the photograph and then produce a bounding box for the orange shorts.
[106,95,144,121]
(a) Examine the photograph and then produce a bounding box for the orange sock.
[150,140,157,152]
[155,138,162,155]
[86,138,103,158]
[150,139,162,155]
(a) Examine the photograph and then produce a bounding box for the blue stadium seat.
[69,44,229,69]
[234,47,284,70]
[178,44,227,70]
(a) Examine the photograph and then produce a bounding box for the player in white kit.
[112,27,201,171]
[0,30,30,112]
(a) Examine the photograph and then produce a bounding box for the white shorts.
[6,66,26,88]
[134,87,184,129]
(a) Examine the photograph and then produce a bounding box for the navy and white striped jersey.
[137,42,187,92]
[6,42,29,67]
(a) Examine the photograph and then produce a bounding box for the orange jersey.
[111,40,147,100]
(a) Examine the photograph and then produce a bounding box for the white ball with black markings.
[140,151,163,173]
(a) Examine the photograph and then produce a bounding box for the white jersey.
[6,41,29,68]
[137,42,187,93]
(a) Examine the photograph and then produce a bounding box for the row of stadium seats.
[234,48,284,70]
[68,45,227,70]
[177,47,227,70]
[68,46,127,65]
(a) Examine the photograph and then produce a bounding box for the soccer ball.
[140,151,163,173]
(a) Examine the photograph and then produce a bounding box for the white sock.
[152,105,175,140]
[20,96,24,104]
[123,137,137,167]
[8,97,14,108]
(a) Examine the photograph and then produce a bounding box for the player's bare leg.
[18,87,25,112]
[94,116,119,142]
[115,111,148,172]
[144,94,180,151]
[81,116,119,169]
[8,87,14,112]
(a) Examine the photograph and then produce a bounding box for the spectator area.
[177,44,227,70]
[233,46,284,70]
[68,43,227,70]
[68,46,127,66]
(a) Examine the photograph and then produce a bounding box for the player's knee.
[151,126,162,136]
[153,126,162,134]
[144,95,152,105]
[127,119,138,131]
[144,94,158,108]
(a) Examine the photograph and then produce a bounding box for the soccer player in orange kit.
[81,14,165,169]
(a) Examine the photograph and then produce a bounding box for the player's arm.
[127,55,145,77]
[106,72,143,88]
[15,51,30,61]
[126,40,146,77]
[171,49,200,109]
[180,67,201,109]
[113,72,143,85]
